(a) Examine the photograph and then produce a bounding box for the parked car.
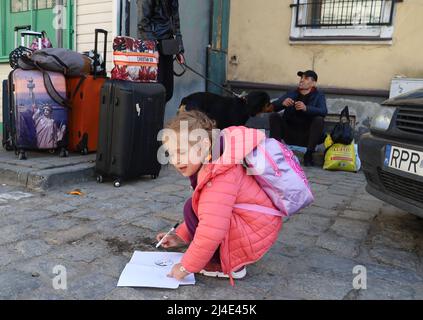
[360,88,423,217]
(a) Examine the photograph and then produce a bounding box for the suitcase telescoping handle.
[14,25,31,49]
[20,31,44,50]
[94,28,108,78]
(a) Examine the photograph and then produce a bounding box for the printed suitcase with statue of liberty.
[5,68,69,160]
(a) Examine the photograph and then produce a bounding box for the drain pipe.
[56,0,64,48]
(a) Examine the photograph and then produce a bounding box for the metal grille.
[11,0,68,13]
[378,168,423,205]
[396,106,423,135]
[292,0,396,28]
[36,0,67,10]
[11,0,30,12]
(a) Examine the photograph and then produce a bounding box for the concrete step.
[292,150,325,167]
[0,148,95,191]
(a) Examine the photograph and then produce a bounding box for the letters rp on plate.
[385,145,423,177]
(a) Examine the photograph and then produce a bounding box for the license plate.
[384,145,423,177]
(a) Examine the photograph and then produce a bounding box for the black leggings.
[158,54,174,102]
[269,113,325,152]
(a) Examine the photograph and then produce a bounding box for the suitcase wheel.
[96,175,104,184]
[151,174,159,180]
[2,139,14,151]
[18,151,27,161]
[59,148,69,158]
[114,180,121,188]
[5,144,14,152]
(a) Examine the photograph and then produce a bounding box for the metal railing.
[291,0,397,28]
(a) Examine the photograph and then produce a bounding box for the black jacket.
[137,0,184,53]
[273,88,328,124]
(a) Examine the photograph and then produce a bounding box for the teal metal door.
[0,0,74,62]
[207,0,230,95]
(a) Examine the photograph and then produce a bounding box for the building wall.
[75,0,115,73]
[227,0,423,92]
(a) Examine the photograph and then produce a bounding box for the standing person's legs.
[158,54,174,102]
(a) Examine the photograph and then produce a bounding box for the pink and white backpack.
[235,138,314,217]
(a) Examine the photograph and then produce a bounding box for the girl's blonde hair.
[165,110,217,143]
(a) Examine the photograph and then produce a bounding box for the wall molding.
[227,80,389,98]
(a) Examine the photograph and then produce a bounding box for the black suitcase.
[2,79,13,151]
[95,80,166,187]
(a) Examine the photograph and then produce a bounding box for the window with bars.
[11,0,30,12]
[290,0,398,41]
[36,0,68,10]
[11,0,67,12]
[295,0,395,27]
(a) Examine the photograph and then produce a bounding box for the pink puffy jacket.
[176,127,282,283]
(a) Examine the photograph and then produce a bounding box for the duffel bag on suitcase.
[18,48,92,77]
[95,80,166,187]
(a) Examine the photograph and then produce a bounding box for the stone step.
[292,150,325,167]
[0,148,96,191]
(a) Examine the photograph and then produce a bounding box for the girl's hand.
[167,263,190,280]
[156,233,185,248]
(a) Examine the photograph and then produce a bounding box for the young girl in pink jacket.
[157,110,282,285]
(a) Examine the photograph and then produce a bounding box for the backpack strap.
[70,75,87,100]
[34,62,71,108]
[233,203,283,217]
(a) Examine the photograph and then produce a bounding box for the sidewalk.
[0,166,422,300]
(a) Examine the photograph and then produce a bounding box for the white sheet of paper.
[117,251,195,289]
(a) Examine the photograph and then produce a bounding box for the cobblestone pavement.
[0,166,422,300]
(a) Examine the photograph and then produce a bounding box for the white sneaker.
[199,267,247,279]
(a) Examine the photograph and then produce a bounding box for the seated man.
[269,70,327,166]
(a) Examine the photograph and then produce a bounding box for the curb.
[0,162,96,191]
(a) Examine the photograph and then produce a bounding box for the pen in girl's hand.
[156,223,180,248]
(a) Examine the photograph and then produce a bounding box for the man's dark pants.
[269,113,325,151]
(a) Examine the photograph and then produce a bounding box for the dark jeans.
[158,54,174,102]
[269,113,325,152]
[183,198,221,264]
